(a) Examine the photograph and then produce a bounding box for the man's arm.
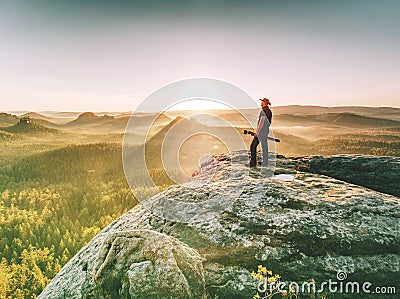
[255,116,266,137]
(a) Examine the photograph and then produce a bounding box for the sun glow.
[168,98,231,111]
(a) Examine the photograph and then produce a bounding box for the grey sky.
[1,0,399,111]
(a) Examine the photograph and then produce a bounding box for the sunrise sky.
[1,0,399,111]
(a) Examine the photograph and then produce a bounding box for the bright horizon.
[1,1,400,111]
[4,104,400,117]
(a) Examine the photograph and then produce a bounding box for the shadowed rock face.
[39,151,400,299]
[91,230,205,299]
[294,155,400,197]
[39,229,205,299]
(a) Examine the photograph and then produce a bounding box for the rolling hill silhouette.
[274,112,400,128]
[66,112,116,125]
[272,105,400,117]
[20,112,61,127]
[3,120,58,134]
[64,112,129,133]
[313,112,400,127]
[0,113,18,127]
[144,116,209,170]
[64,112,171,134]
[21,112,54,121]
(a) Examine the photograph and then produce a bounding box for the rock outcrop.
[39,229,205,299]
[294,155,400,197]
[91,230,205,298]
[39,151,400,299]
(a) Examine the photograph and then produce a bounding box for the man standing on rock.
[249,98,272,167]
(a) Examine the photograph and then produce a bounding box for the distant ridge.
[21,112,51,120]
[20,112,60,128]
[146,116,205,146]
[63,112,131,133]
[274,112,400,128]
[63,112,172,134]
[0,113,18,127]
[272,105,400,116]
[3,119,58,134]
[66,112,116,126]
[315,112,400,127]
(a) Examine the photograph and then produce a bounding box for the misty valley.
[0,106,399,298]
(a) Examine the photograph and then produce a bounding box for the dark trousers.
[250,131,269,167]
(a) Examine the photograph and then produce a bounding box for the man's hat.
[259,98,271,105]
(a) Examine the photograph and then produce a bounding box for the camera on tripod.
[243,130,281,142]
[243,129,256,136]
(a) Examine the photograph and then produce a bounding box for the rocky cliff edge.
[39,151,400,299]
